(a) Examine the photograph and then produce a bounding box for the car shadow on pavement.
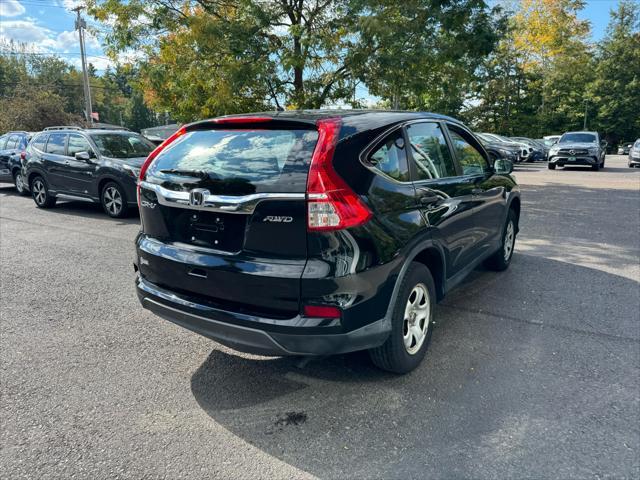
[190,254,639,479]
[40,199,140,225]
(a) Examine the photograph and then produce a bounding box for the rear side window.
[149,129,319,187]
[406,122,457,180]
[0,136,6,149]
[46,133,67,155]
[6,135,20,149]
[367,130,409,182]
[31,134,48,151]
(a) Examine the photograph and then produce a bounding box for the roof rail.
[43,126,83,131]
[87,125,129,131]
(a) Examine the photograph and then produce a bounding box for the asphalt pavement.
[1,155,638,479]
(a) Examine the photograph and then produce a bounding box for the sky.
[0,0,626,75]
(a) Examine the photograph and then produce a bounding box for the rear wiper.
[159,169,208,178]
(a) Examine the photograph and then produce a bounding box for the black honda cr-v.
[24,126,156,217]
[135,111,520,373]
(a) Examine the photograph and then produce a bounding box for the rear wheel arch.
[28,170,43,189]
[408,247,446,302]
[509,196,521,230]
[98,177,126,201]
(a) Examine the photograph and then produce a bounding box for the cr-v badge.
[140,200,156,209]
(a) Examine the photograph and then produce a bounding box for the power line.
[0,51,112,61]
[0,81,116,91]
[13,1,72,9]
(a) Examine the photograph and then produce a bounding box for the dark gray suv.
[23,126,156,217]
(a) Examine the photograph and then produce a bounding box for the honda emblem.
[189,188,209,207]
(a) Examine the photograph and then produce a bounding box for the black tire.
[30,175,56,208]
[13,170,28,196]
[548,163,556,170]
[485,208,517,272]
[592,162,600,171]
[369,263,435,374]
[101,181,128,218]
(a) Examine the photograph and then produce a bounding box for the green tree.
[0,84,81,131]
[588,0,640,144]
[356,0,505,115]
[87,0,504,119]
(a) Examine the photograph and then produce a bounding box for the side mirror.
[75,151,92,162]
[494,159,513,174]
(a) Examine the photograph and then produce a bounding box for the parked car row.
[10,126,156,217]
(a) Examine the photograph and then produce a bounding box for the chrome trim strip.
[139,181,305,213]
[55,193,94,203]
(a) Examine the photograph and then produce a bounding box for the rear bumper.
[136,276,390,356]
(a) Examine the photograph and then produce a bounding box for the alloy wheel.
[403,283,431,355]
[15,173,25,193]
[33,179,46,205]
[503,220,515,261]
[103,186,123,216]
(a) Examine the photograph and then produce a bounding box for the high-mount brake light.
[209,116,273,125]
[137,126,187,206]
[306,118,372,231]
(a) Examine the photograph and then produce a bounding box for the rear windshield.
[559,133,596,144]
[90,133,155,159]
[148,129,319,186]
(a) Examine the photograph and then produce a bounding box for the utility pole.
[583,99,588,130]
[73,6,93,126]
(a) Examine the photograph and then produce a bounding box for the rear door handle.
[417,188,445,206]
[419,194,441,205]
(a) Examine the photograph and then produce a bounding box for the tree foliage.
[465,0,639,140]
[0,41,161,131]
[588,0,640,143]
[87,0,505,120]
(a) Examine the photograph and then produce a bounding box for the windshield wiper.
[159,169,208,178]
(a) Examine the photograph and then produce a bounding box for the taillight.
[20,151,26,161]
[306,118,372,231]
[137,126,186,206]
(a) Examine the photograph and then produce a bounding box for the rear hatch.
[137,119,319,318]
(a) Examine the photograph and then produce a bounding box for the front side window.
[67,134,93,157]
[367,130,409,182]
[90,133,155,159]
[406,122,457,180]
[46,133,67,155]
[448,129,489,176]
